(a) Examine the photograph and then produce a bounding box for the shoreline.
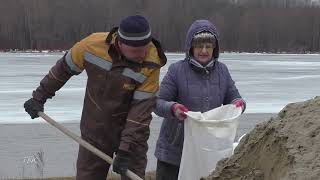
[0,113,275,125]
[0,113,274,178]
[1,50,319,55]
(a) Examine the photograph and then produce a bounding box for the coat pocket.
[163,118,184,147]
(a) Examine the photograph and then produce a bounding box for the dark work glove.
[113,150,130,176]
[24,98,44,119]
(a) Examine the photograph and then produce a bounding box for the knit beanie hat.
[118,15,152,47]
[191,31,216,47]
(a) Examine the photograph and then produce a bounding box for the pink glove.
[233,99,244,110]
[171,103,188,121]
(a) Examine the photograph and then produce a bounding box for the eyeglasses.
[193,43,215,51]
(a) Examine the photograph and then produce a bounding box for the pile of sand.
[204,96,320,180]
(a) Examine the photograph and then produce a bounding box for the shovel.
[38,112,143,180]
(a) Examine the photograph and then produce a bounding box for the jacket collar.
[188,57,216,74]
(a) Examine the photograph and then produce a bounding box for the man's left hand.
[113,150,130,176]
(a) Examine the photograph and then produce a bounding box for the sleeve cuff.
[165,101,176,118]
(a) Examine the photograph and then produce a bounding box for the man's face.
[118,41,148,63]
[192,42,215,65]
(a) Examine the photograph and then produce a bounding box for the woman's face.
[192,42,215,65]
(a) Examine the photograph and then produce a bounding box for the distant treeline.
[0,0,320,52]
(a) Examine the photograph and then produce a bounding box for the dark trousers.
[156,160,180,180]
[76,145,111,180]
[76,136,147,180]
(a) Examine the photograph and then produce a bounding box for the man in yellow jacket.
[24,15,167,180]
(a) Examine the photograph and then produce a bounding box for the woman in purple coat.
[154,19,246,180]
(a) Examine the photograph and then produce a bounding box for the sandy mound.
[203,96,320,180]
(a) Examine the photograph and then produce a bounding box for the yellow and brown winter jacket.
[32,30,167,154]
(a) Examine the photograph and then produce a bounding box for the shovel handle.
[38,112,142,180]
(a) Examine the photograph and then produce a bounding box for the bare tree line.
[0,0,319,52]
